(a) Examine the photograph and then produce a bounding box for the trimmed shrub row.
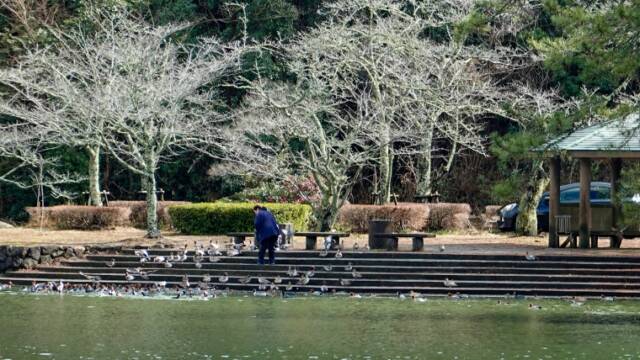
[169,202,312,235]
[336,202,473,232]
[337,203,430,232]
[26,206,131,230]
[109,201,190,229]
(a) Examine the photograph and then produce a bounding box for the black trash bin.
[368,219,392,249]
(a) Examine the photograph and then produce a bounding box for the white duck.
[443,278,457,287]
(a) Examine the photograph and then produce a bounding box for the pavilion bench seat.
[373,232,435,251]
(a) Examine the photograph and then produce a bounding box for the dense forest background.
[0,0,638,227]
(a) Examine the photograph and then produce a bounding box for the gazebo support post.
[579,158,592,248]
[610,158,623,248]
[548,156,561,248]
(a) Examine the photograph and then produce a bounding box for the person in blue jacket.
[253,205,280,265]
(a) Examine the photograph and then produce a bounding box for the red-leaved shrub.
[337,203,430,233]
[425,203,472,230]
[26,206,131,230]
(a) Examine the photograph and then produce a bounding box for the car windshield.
[559,187,610,202]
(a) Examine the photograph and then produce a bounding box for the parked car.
[497,182,612,232]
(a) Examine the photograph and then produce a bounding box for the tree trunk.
[145,173,160,238]
[416,124,434,195]
[378,126,392,204]
[516,161,549,236]
[317,204,339,232]
[86,146,102,207]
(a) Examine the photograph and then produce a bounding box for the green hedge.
[168,202,312,235]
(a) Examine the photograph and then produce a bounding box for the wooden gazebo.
[538,113,640,248]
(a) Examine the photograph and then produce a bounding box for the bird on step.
[439,245,446,252]
[239,276,251,284]
[106,258,116,268]
[195,261,202,269]
[351,269,362,278]
[125,273,135,281]
[443,278,457,287]
[209,256,221,263]
[181,275,190,288]
[134,249,149,259]
[297,275,310,285]
[353,242,359,251]
[273,276,282,284]
[319,249,329,257]
[228,248,240,257]
[340,278,351,286]
[323,265,332,272]
[202,274,212,283]
[218,272,229,283]
[320,284,329,293]
[306,266,316,278]
[79,272,101,282]
[345,262,353,271]
[285,282,294,291]
[57,280,64,293]
[164,261,173,268]
[525,252,536,261]
[258,277,271,285]
[335,249,343,258]
[287,266,298,277]
[153,256,166,263]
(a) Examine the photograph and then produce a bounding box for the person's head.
[253,205,265,214]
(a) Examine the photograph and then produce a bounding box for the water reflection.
[0,292,639,359]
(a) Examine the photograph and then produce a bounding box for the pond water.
[0,292,639,359]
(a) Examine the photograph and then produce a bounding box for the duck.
[353,242,359,251]
[528,303,542,310]
[181,275,190,288]
[253,290,268,297]
[258,277,271,285]
[155,281,167,288]
[125,273,135,281]
[106,258,116,268]
[134,249,149,259]
[340,278,351,286]
[345,262,353,271]
[153,256,166,263]
[202,274,212,283]
[601,295,614,302]
[164,261,173,268]
[443,278,457,287]
[439,245,446,252]
[218,272,229,283]
[319,249,329,257]
[525,252,536,261]
[297,275,310,285]
[351,269,362,278]
[335,249,343,258]
[273,276,282,284]
[320,284,329,292]
[195,262,202,269]
[323,265,333,272]
[209,256,221,263]
[285,282,294,291]
[287,266,298,277]
[239,276,251,284]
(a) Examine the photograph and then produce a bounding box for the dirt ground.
[2,227,640,256]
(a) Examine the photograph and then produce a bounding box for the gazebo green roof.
[538,112,640,158]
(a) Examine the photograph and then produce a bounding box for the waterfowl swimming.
[525,252,536,261]
[218,272,229,283]
[443,278,457,287]
[134,250,149,259]
[106,258,116,268]
[164,261,173,268]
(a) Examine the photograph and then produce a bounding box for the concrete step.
[82,254,640,269]
[20,267,640,283]
[8,270,640,290]
[2,275,640,298]
[119,248,640,263]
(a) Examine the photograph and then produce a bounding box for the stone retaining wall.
[0,245,87,273]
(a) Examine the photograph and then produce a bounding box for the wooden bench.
[296,232,350,250]
[374,232,435,251]
[227,232,254,246]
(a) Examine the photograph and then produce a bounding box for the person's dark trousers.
[258,235,278,265]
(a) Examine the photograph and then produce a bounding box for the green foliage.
[491,175,523,204]
[168,202,312,234]
[533,0,640,96]
[620,164,640,228]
